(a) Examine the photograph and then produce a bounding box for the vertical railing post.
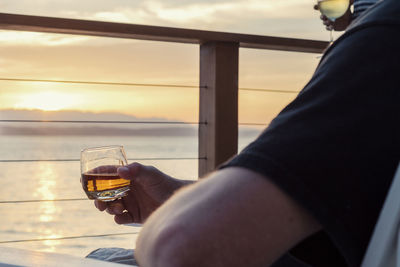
[198,41,239,177]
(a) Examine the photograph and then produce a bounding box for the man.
[93,0,400,266]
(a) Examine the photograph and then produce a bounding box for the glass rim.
[81,145,124,153]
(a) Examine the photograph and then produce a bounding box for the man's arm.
[135,167,321,267]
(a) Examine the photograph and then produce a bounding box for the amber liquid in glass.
[81,166,130,201]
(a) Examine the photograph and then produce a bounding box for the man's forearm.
[167,178,195,198]
[135,167,320,267]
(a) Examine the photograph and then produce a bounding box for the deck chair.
[361,163,400,267]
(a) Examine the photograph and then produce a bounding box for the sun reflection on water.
[33,162,62,252]
[40,229,62,252]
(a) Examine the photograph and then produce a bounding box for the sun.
[14,91,82,111]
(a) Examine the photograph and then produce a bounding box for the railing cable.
[0,232,140,244]
[0,77,203,89]
[0,120,267,126]
[239,122,268,126]
[0,157,206,163]
[0,119,205,125]
[0,77,300,94]
[0,198,87,204]
[239,87,299,94]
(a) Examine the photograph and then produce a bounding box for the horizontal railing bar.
[0,13,328,53]
[0,157,206,163]
[0,232,140,244]
[0,198,87,204]
[0,120,204,125]
[0,77,202,89]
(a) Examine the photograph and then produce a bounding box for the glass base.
[86,186,130,201]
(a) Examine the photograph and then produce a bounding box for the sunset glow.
[13,91,83,111]
[0,0,326,123]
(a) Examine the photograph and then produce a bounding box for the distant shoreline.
[0,125,261,137]
[0,109,263,137]
[0,126,198,137]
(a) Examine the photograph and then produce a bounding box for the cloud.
[0,31,90,46]
[2,0,315,23]
[1,0,326,45]
[143,1,237,23]
[85,0,315,26]
[83,0,322,38]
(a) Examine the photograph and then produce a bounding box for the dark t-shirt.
[222,0,400,266]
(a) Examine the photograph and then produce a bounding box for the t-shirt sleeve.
[221,25,400,266]
[353,0,379,18]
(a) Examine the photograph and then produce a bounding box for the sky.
[0,0,334,124]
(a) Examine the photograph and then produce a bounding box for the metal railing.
[0,12,327,245]
[0,12,327,177]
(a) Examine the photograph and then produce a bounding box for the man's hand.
[94,162,193,224]
[314,1,353,31]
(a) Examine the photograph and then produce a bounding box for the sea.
[0,131,261,258]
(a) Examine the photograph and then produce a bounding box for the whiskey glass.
[81,145,130,201]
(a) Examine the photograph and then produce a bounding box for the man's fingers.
[95,199,125,214]
[114,212,134,224]
[106,201,125,215]
[320,14,335,28]
[94,200,107,211]
[320,15,330,22]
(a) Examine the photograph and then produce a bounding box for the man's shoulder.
[348,0,400,30]
[320,0,400,65]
